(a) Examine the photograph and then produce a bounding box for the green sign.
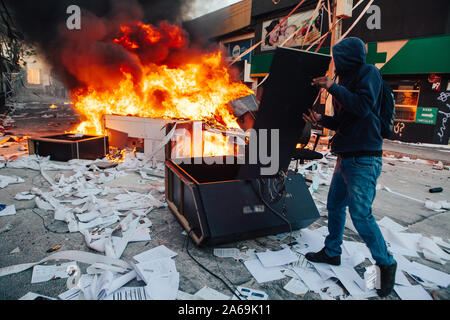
[415,107,438,125]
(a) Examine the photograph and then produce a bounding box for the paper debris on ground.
[177,290,204,300]
[133,257,177,285]
[213,248,241,259]
[0,204,16,217]
[19,292,56,300]
[133,245,177,263]
[283,278,309,296]
[145,271,180,300]
[232,287,268,300]
[0,175,24,188]
[394,285,433,300]
[243,259,285,284]
[31,261,78,283]
[378,217,407,232]
[15,192,36,200]
[403,261,450,288]
[256,248,298,268]
[194,286,230,300]
[10,247,20,254]
[291,267,324,293]
[103,286,149,300]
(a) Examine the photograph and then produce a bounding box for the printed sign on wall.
[261,9,322,52]
[226,38,253,63]
[415,107,438,125]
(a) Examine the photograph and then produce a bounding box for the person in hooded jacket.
[302,37,397,298]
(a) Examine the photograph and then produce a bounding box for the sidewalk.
[383,140,450,165]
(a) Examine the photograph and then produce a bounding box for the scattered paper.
[145,272,180,300]
[378,217,407,233]
[244,259,285,284]
[0,205,16,217]
[394,285,432,300]
[19,292,56,300]
[103,286,149,300]
[194,286,230,300]
[283,278,309,296]
[0,175,24,188]
[31,262,78,284]
[256,248,298,268]
[133,245,178,263]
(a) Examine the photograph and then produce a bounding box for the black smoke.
[4,0,193,89]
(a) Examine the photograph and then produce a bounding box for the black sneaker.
[377,261,397,297]
[305,247,341,266]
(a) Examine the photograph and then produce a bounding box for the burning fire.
[72,21,253,136]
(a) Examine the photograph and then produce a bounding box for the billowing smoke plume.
[4,0,194,90]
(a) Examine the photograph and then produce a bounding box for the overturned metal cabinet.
[165,158,320,246]
[28,134,108,162]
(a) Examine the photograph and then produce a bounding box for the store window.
[386,79,420,122]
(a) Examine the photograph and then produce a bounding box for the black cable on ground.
[32,209,70,234]
[256,178,293,240]
[184,229,242,300]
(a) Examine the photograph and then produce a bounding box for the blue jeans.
[324,156,394,266]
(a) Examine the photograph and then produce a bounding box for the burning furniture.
[165,48,332,246]
[28,134,108,162]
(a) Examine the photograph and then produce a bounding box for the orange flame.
[72,22,253,138]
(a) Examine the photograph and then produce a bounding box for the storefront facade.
[248,0,450,145]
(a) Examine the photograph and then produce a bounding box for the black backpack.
[351,65,395,139]
[378,79,395,139]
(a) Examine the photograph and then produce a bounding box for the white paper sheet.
[0,175,24,188]
[103,286,149,300]
[133,257,177,284]
[243,259,285,284]
[294,228,325,255]
[310,262,335,280]
[0,205,16,217]
[256,248,298,268]
[419,236,450,261]
[177,290,204,300]
[0,250,130,278]
[394,285,432,300]
[58,287,82,300]
[31,261,78,283]
[378,217,407,232]
[405,261,450,288]
[145,272,180,300]
[283,278,309,296]
[291,267,323,293]
[19,292,56,300]
[133,245,178,263]
[330,265,369,297]
[194,286,230,300]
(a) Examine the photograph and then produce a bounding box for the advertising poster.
[261,9,322,52]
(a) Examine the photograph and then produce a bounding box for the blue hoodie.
[320,37,383,155]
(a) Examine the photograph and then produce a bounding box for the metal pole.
[323,0,342,137]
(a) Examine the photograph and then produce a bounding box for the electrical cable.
[32,208,70,234]
[184,229,242,300]
[254,176,293,240]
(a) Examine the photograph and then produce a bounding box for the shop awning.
[250,34,450,77]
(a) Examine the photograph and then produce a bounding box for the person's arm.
[302,109,340,130]
[319,114,340,131]
[327,67,381,118]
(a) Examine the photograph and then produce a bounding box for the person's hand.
[311,76,334,89]
[302,109,322,126]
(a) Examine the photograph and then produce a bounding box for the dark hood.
[332,37,366,76]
